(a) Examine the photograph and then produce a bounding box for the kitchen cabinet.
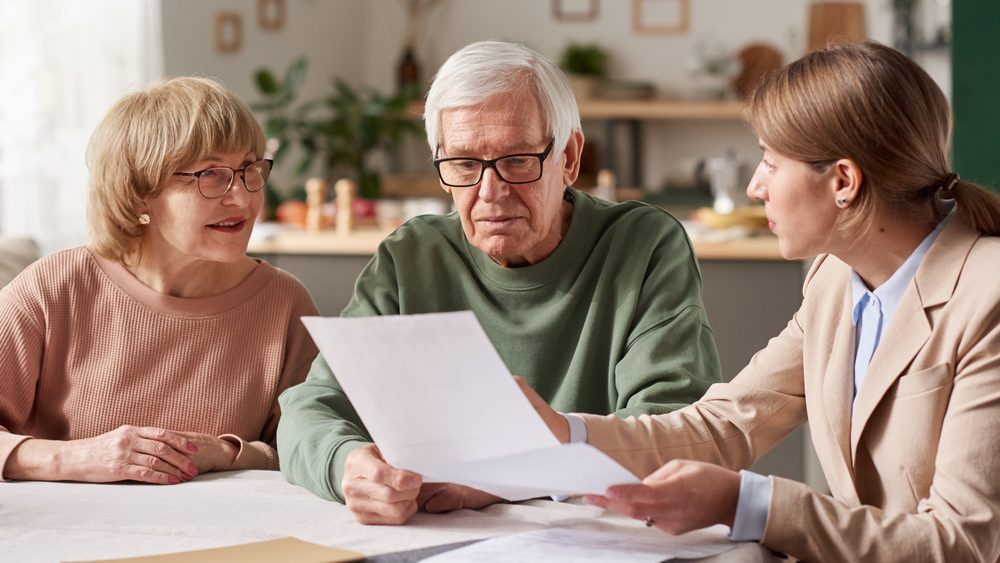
[579,99,746,188]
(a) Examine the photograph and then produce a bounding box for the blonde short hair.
[87,77,265,262]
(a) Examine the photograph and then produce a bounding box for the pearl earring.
[836,197,849,208]
[138,213,150,225]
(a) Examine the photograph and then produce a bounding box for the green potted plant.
[559,42,608,99]
[891,0,919,53]
[252,58,422,209]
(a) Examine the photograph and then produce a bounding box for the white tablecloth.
[0,470,774,562]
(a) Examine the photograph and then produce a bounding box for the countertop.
[248,224,784,261]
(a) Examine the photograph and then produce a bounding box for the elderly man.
[277,41,721,525]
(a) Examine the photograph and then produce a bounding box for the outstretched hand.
[585,459,740,534]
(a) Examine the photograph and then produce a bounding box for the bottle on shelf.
[335,178,356,236]
[594,169,617,203]
[397,46,420,94]
[305,177,327,233]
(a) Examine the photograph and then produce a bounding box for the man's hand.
[514,376,569,443]
[342,444,422,525]
[417,483,503,514]
[584,459,740,534]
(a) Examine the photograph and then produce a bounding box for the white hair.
[424,41,581,158]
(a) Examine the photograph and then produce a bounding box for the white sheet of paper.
[422,526,737,563]
[301,312,639,500]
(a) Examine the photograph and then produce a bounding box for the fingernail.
[168,476,180,484]
[188,464,198,475]
[187,442,199,453]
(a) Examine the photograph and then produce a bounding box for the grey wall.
[161,0,367,108]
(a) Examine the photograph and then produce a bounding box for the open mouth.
[207,218,247,233]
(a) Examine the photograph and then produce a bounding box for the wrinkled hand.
[173,432,238,473]
[60,425,199,484]
[417,483,503,514]
[342,444,422,525]
[585,460,740,534]
[514,376,569,443]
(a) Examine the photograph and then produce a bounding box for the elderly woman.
[523,41,1000,561]
[0,77,318,484]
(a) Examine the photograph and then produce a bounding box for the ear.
[831,158,863,205]
[560,129,585,187]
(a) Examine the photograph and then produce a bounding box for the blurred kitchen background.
[2,0,989,252]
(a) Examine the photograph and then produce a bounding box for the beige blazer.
[579,218,1000,562]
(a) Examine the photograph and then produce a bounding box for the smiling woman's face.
[438,93,578,267]
[141,149,263,266]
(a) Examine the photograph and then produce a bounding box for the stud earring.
[138,213,150,225]
[836,197,849,208]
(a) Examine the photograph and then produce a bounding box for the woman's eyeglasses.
[173,159,273,199]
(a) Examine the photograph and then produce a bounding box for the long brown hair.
[749,41,1000,236]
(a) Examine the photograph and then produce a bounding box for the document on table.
[422,526,737,563]
[68,537,364,563]
[301,311,639,500]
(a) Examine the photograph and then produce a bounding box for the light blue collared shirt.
[730,210,952,542]
[849,215,946,410]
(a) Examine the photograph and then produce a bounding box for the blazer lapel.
[849,218,979,460]
[822,296,858,485]
[849,286,930,458]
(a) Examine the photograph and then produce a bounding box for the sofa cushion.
[0,237,39,288]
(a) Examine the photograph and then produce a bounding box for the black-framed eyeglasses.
[173,159,273,199]
[433,139,555,188]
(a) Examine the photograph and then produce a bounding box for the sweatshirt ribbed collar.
[465,188,594,290]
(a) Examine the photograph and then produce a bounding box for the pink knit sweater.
[0,247,318,479]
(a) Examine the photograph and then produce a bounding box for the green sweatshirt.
[277,189,721,502]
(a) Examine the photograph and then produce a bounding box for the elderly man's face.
[438,93,583,267]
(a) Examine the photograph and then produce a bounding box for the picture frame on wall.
[214,12,243,53]
[552,0,598,22]
[258,0,286,31]
[632,0,689,35]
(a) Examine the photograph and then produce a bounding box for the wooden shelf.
[577,98,746,120]
[407,98,747,121]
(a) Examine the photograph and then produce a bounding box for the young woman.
[0,77,318,484]
[522,41,1000,561]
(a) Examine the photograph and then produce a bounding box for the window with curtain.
[0,0,163,254]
